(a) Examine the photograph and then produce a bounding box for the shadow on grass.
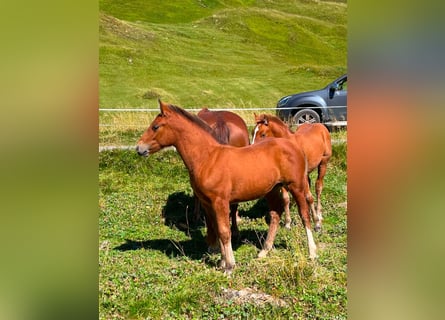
[113,191,291,264]
[239,197,270,221]
[162,191,205,232]
[113,228,281,265]
[113,231,208,261]
[162,191,271,229]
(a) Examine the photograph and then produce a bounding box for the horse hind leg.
[314,160,329,231]
[288,183,317,260]
[282,188,291,229]
[201,203,219,253]
[305,181,320,232]
[193,194,202,223]
[258,186,284,258]
[305,174,320,231]
[230,203,240,241]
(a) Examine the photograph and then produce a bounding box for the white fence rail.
[99,106,347,151]
[99,106,346,112]
[99,106,347,126]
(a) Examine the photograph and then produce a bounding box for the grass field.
[99,0,347,318]
[99,0,346,111]
[99,0,347,146]
[99,142,346,319]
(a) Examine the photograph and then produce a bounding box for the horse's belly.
[229,178,279,202]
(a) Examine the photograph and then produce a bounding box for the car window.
[338,78,347,91]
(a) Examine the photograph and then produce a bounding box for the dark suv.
[276,74,347,129]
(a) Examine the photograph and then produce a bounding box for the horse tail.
[213,117,230,144]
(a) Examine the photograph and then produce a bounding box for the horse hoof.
[314,225,321,232]
[258,250,268,258]
[223,266,234,276]
[284,223,291,230]
[309,252,318,260]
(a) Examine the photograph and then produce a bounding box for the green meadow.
[99,0,347,318]
[99,0,346,131]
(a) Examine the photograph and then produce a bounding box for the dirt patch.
[220,287,287,307]
[100,13,155,42]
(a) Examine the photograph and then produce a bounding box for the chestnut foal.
[137,101,317,274]
[252,114,332,231]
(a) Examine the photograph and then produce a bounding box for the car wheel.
[293,108,320,125]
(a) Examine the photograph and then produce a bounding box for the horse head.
[252,113,294,143]
[251,113,271,143]
[254,113,269,126]
[136,100,175,156]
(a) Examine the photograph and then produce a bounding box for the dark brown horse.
[196,108,250,238]
[137,100,317,274]
[252,114,332,231]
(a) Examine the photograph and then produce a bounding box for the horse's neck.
[171,120,219,173]
[272,122,293,138]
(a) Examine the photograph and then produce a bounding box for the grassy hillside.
[99,0,347,111]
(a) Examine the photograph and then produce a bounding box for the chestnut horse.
[252,114,332,231]
[198,107,250,147]
[196,108,250,238]
[137,100,317,274]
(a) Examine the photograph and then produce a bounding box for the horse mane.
[166,104,221,142]
[213,116,230,144]
[263,114,293,134]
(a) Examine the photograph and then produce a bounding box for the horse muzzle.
[136,144,150,157]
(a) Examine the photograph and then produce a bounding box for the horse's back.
[295,123,328,137]
[221,112,249,147]
[295,123,332,160]
[198,108,249,147]
[227,122,249,147]
[230,138,305,179]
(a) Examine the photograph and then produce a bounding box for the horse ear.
[263,115,269,125]
[158,99,169,115]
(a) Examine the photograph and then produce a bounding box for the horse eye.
[152,125,160,132]
[261,133,266,137]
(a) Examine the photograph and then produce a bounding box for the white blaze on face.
[251,124,260,144]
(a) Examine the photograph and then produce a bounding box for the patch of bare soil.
[100,13,155,42]
[220,287,287,307]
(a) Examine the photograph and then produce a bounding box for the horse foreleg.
[213,198,235,274]
[259,187,284,258]
[289,184,317,260]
